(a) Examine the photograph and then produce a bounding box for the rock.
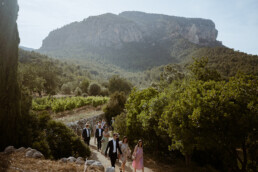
[32,151,44,159]
[59,158,68,163]
[25,149,37,158]
[16,147,26,152]
[67,156,76,162]
[91,161,104,171]
[86,160,96,165]
[76,157,85,164]
[105,167,115,172]
[85,160,104,172]
[76,158,85,165]
[4,146,16,154]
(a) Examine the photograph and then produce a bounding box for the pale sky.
[17,0,258,55]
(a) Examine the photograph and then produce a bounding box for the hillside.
[38,11,222,71]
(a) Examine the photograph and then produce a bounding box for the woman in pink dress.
[132,140,144,172]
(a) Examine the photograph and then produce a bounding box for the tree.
[0,0,21,150]
[79,79,89,93]
[108,75,132,95]
[188,57,221,81]
[88,83,101,96]
[104,91,127,124]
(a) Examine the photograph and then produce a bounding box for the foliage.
[188,57,221,81]
[46,120,90,159]
[32,96,109,113]
[108,75,133,95]
[61,84,71,94]
[74,87,82,96]
[122,58,258,171]
[79,79,90,93]
[113,113,127,137]
[88,83,101,96]
[104,91,127,124]
[19,111,91,159]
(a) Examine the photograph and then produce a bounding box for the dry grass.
[0,152,84,172]
[53,105,103,123]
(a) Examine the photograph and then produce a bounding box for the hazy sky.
[17,0,258,55]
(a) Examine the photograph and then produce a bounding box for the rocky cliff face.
[39,11,222,70]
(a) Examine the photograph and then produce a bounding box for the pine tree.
[0,0,21,150]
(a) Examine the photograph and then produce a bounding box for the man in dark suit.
[82,123,91,145]
[95,123,103,151]
[105,133,122,168]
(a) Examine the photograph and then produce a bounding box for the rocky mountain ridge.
[38,11,223,70]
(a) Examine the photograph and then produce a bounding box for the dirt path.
[89,139,153,172]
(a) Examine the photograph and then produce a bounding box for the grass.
[55,109,103,123]
[0,152,84,172]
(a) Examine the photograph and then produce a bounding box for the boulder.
[86,160,96,165]
[16,147,26,152]
[105,167,115,172]
[67,156,76,162]
[25,149,37,158]
[59,158,68,163]
[76,157,85,165]
[85,160,104,172]
[32,151,44,159]
[4,146,16,154]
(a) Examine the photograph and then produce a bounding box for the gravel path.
[89,139,153,172]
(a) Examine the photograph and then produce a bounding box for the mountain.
[19,46,35,51]
[38,11,222,71]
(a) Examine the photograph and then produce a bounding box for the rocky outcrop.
[40,11,220,52]
[38,11,223,70]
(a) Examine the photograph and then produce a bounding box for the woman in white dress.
[119,136,131,172]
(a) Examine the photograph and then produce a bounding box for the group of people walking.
[81,118,144,172]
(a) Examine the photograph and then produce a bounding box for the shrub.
[100,88,109,96]
[74,87,82,96]
[61,84,71,94]
[108,75,132,95]
[46,120,90,159]
[104,91,127,124]
[113,113,127,137]
[79,79,89,93]
[88,83,101,96]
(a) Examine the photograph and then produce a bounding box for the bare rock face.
[40,11,220,52]
[38,11,222,70]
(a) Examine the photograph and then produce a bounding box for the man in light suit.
[95,123,103,151]
[105,133,122,168]
[82,123,91,145]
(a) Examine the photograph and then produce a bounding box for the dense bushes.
[104,91,127,124]
[46,120,90,159]
[20,112,90,159]
[118,58,258,171]
[32,96,109,112]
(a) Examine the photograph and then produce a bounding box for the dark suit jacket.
[95,128,103,138]
[105,139,122,157]
[82,128,91,139]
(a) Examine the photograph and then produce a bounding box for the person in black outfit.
[82,123,91,145]
[105,133,122,168]
[95,123,103,151]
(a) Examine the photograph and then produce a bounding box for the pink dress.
[132,147,144,169]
